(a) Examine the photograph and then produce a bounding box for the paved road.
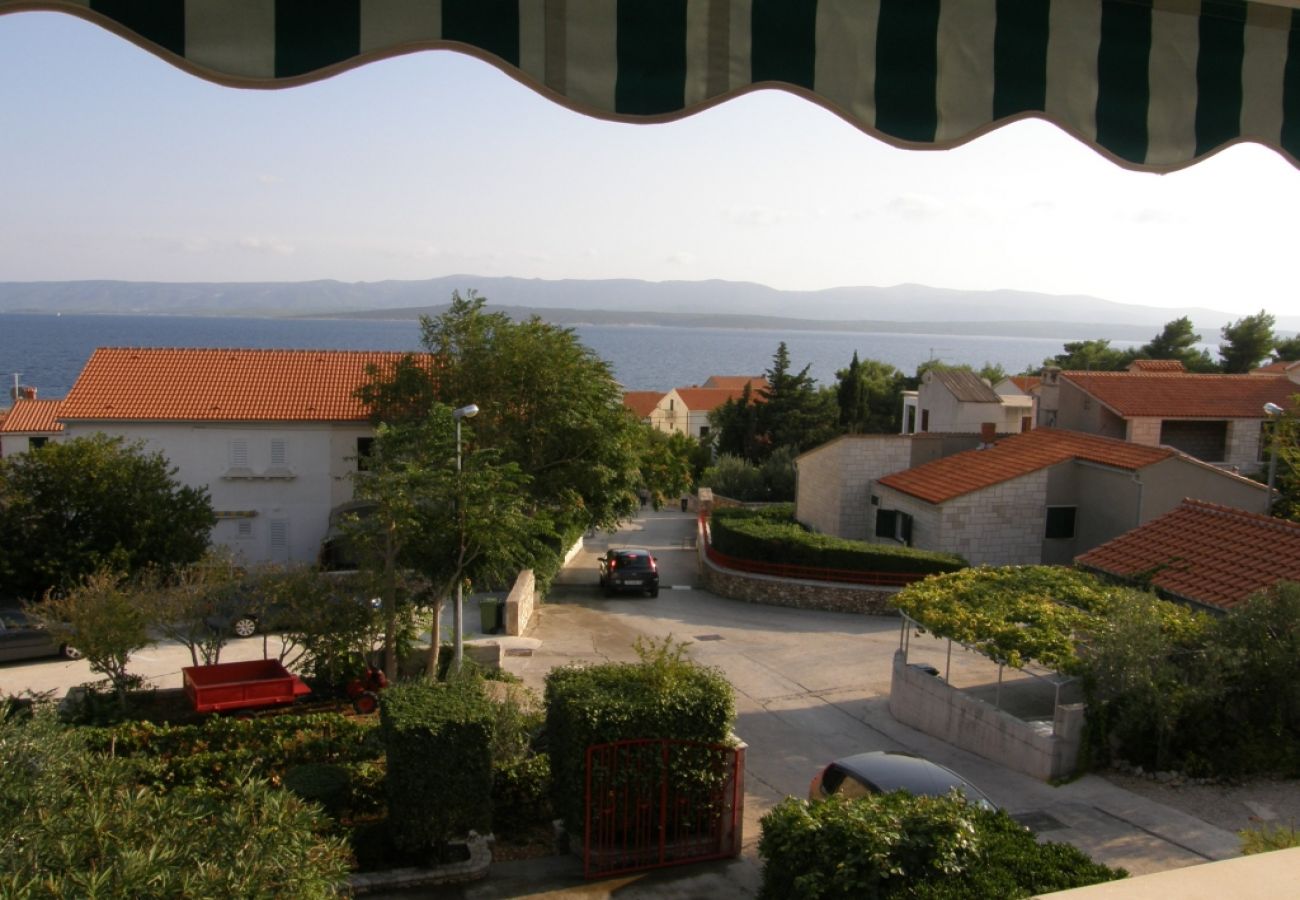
[501,506,1240,895]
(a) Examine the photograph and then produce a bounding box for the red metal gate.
[583,738,744,878]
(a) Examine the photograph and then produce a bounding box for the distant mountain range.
[2,276,1295,339]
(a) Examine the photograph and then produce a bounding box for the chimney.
[979,422,997,448]
[22,387,36,400]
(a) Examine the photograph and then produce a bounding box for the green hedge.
[759,793,1125,899]
[544,639,735,834]
[710,506,966,576]
[380,679,494,853]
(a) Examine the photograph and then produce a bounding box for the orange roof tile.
[1127,359,1187,372]
[702,375,767,391]
[877,428,1175,504]
[1062,372,1297,418]
[622,391,664,419]
[59,348,421,423]
[672,387,751,413]
[1009,375,1041,394]
[1077,499,1300,611]
[0,398,64,434]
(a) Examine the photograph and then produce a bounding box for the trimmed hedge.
[710,506,966,576]
[544,640,735,834]
[379,678,494,853]
[759,793,1125,899]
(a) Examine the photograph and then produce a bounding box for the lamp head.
[1264,402,1284,417]
[453,403,480,420]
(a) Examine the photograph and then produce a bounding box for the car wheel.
[649,588,659,598]
[60,644,82,660]
[232,615,258,638]
[352,691,380,715]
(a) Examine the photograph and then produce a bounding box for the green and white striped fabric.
[4,0,1298,172]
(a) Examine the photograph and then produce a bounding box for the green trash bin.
[479,597,500,634]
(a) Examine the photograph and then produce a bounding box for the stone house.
[901,367,1033,435]
[54,347,412,565]
[869,428,1268,567]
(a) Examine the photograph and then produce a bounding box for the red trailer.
[182,659,311,714]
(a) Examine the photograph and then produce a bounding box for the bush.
[380,677,494,854]
[0,709,350,898]
[758,793,1124,899]
[544,637,735,834]
[710,506,966,576]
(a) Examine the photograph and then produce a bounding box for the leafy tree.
[636,426,697,509]
[344,409,543,679]
[757,342,839,457]
[147,550,247,667]
[710,383,763,461]
[700,454,766,501]
[26,568,154,704]
[978,361,1008,384]
[760,446,798,502]
[1219,310,1277,373]
[357,291,640,536]
[1137,316,1218,371]
[1274,334,1300,362]
[1042,338,1134,372]
[0,434,213,602]
[836,352,906,433]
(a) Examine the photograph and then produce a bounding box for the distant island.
[3,275,1295,340]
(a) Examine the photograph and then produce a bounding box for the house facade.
[56,347,411,565]
[869,428,1269,567]
[0,396,64,457]
[1036,364,1298,472]
[901,367,1033,435]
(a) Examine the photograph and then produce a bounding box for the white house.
[901,367,1033,436]
[56,347,412,565]
[0,395,64,457]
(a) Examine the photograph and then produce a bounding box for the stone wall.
[505,568,536,636]
[795,435,914,540]
[888,651,1084,781]
[699,544,902,615]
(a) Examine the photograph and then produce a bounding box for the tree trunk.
[425,597,445,680]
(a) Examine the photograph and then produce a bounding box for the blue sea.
[0,313,1130,398]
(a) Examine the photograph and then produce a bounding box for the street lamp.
[452,403,479,672]
[1264,402,1285,515]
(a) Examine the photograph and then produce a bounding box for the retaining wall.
[698,542,901,615]
[505,568,536,636]
[888,650,1084,781]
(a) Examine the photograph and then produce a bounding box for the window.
[875,509,913,545]
[236,520,253,540]
[356,436,375,471]
[269,519,289,560]
[270,438,288,467]
[698,425,710,438]
[229,440,249,469]
[920,409,930,432]
[1045,506,1076,540]
[28,436,47,449]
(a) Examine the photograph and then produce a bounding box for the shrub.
[758,793,1124,899]
[0,709,350,898]
[544,636,735,834]
[710,506,966,576]
[1241,822,1300,855]
[380,677,494,854]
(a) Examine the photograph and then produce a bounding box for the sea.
[0,313,1140,398]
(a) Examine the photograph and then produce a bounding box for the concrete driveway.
[504,506,1240,892]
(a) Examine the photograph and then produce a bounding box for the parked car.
[598,548,660,598]
[0,609,81,664]
[809,751,994,809]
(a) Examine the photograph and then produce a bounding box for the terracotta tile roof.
[622,391,664,419]
[0,398,64,434]
[1061,372,1297,418]
[929,368,1001,403]
[59,348,421,423]
[1127,359,1187,372]
[702,375,767,391]
[1009,375,1041,394]
[1077,499,1300,611]
[673,387,750,413]
[877,427,1174,504]
[1250,360,1300,376]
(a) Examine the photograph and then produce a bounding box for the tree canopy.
[836,352,906,434]
[0,434,213,602]
[1219,310,1278,373]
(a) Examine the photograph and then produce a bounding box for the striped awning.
[5,0,1299,173]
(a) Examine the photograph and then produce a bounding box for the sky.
[2,9,1299,319]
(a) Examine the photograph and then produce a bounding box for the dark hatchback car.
[809,751,994,809]
[0,609,81,664]
[598,548,660,598]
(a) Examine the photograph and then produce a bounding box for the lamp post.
[452,403,479,672]
[1264,402,1284,516]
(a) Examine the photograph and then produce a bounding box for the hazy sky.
[2,9,1299,318]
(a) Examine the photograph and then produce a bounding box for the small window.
[1045,506,1077,540]
[698,425,710,438]
[920,409,930,432]
[230,440,249,469]
[356,437,375,471]
[28,436,47,450]
[875,509,913,545]
[235,520,253,540]
[269,519,289,560]
[270,438,288,467]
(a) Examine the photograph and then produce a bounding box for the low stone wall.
[888,650,1085,781]
[698,546,901,615]
[505,569,536,636]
